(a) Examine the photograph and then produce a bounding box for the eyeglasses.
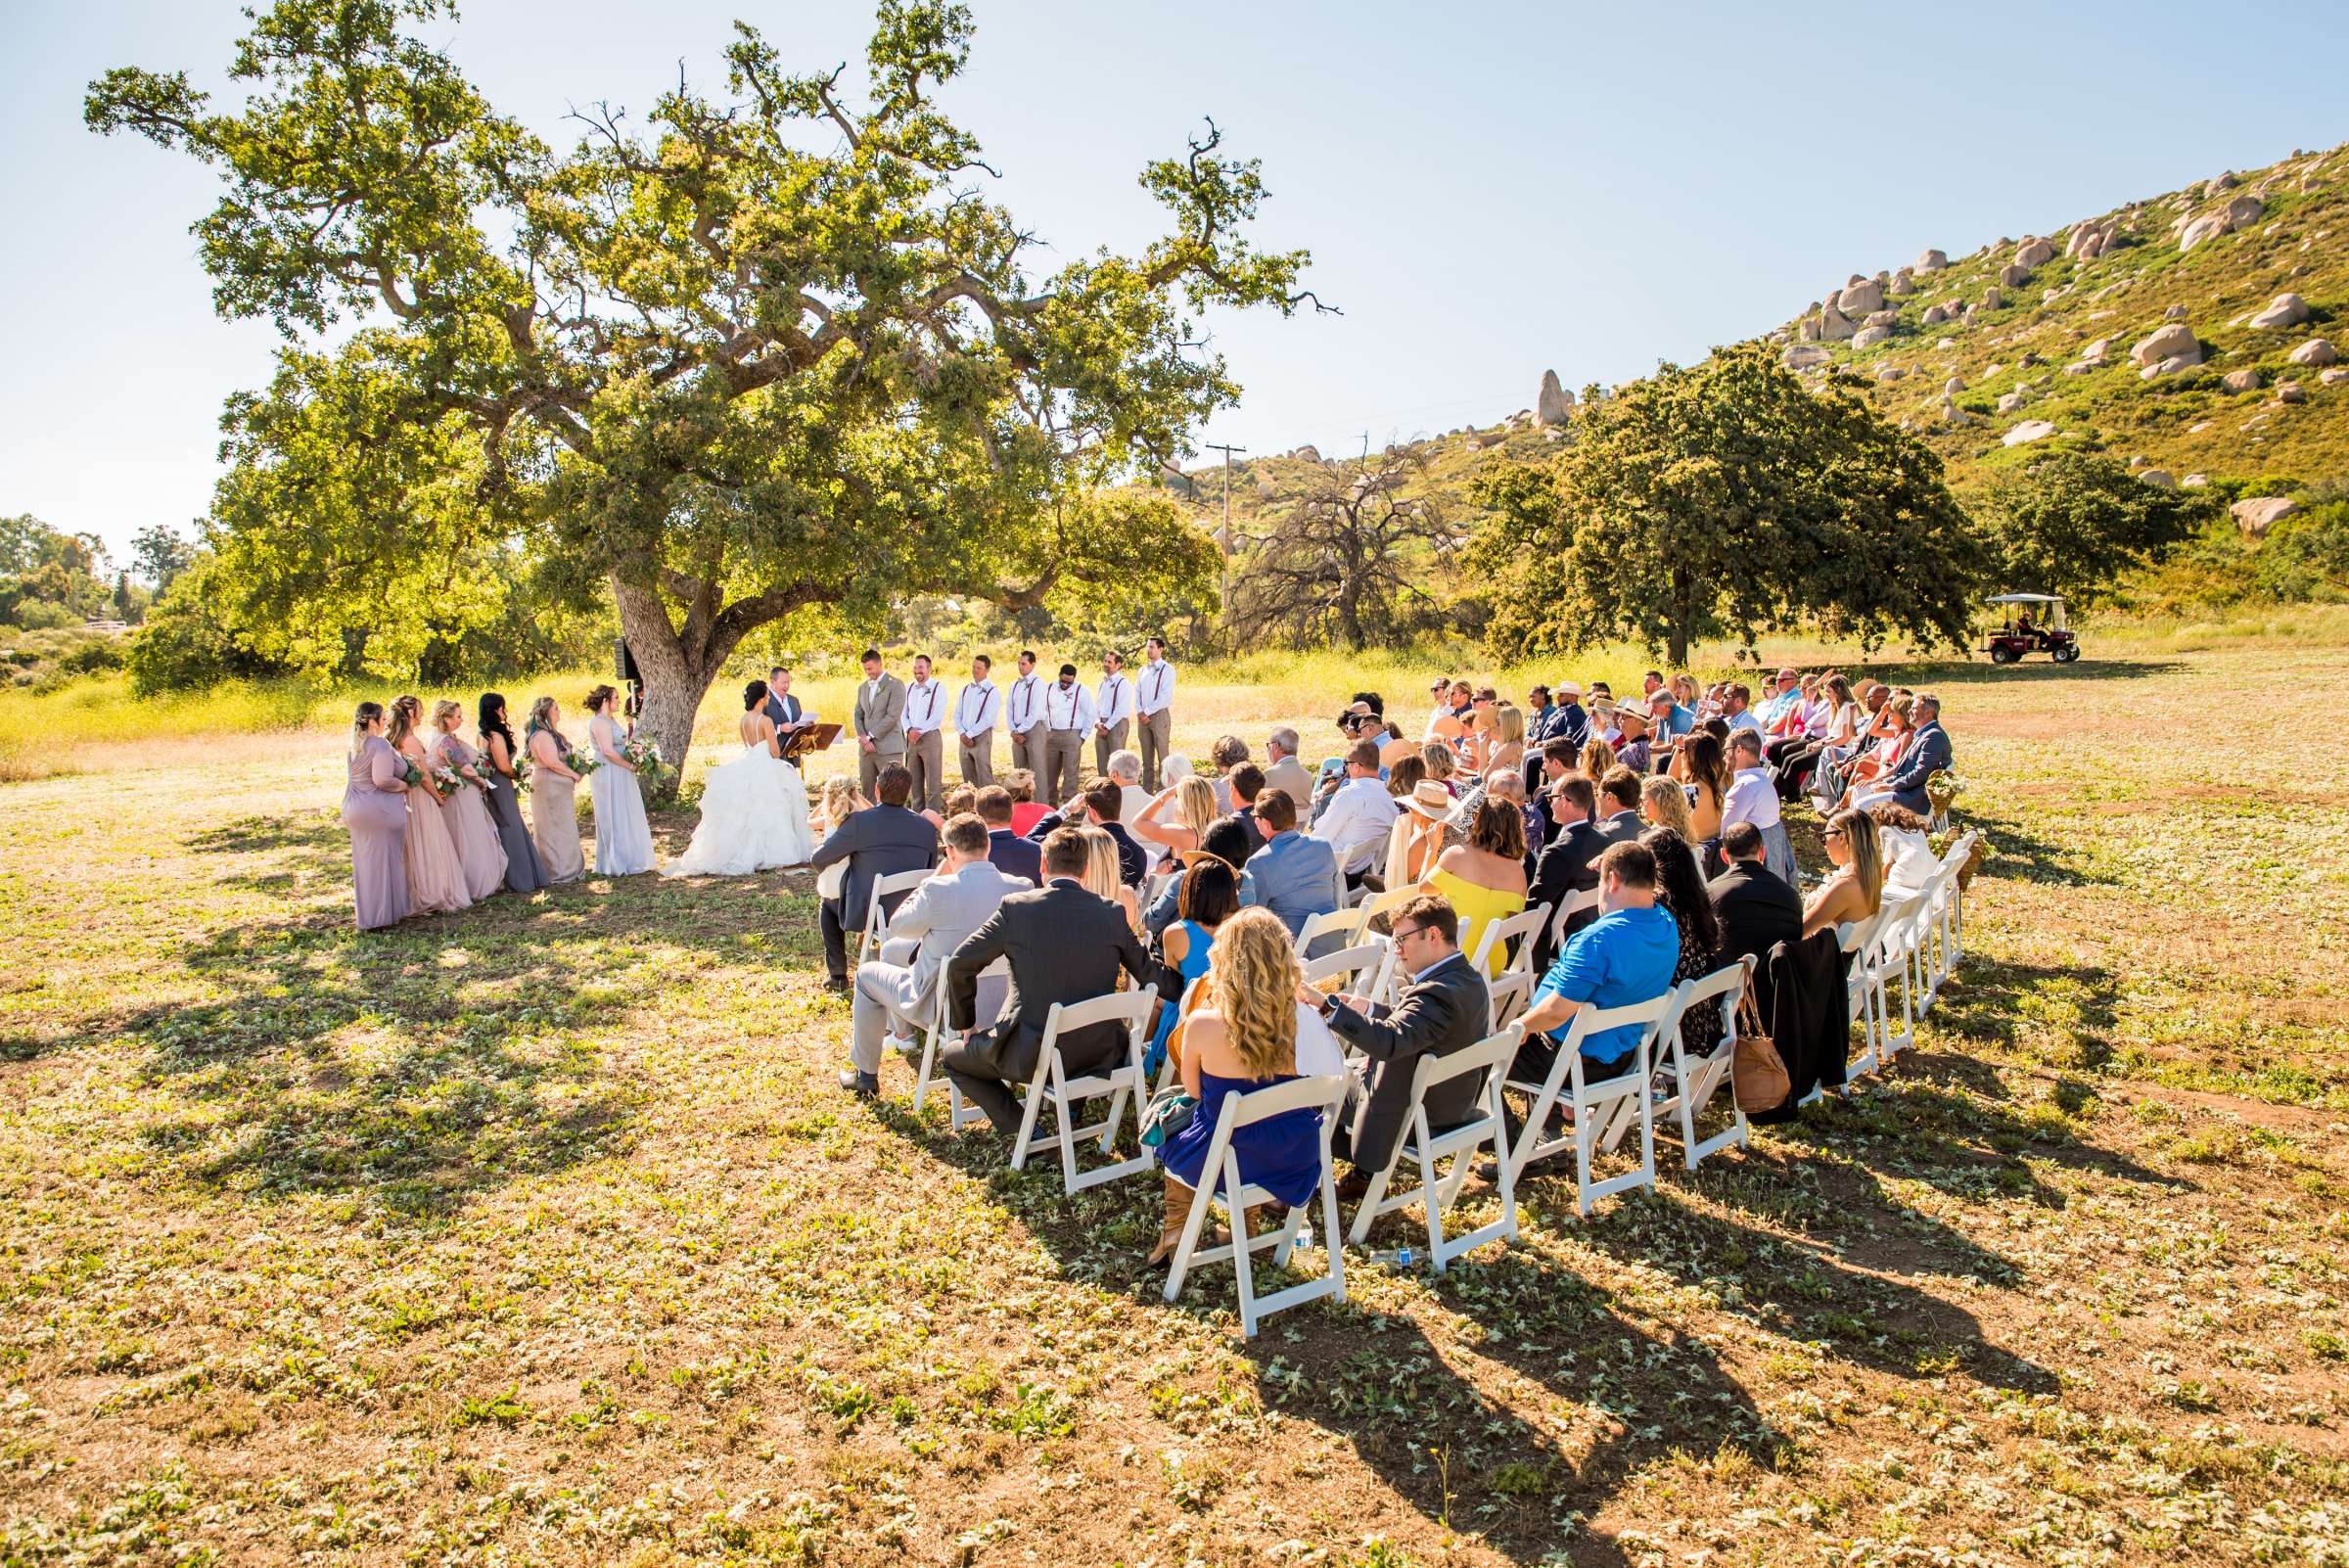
[1391,924,1428,943]
[1823,827,1846,841]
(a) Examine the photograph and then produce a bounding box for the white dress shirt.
[1138,659,1176,716]
[1094,672,1135,729]
[1043,680,1096,731]
[1721,766,1782,832]
[1006,673,1044,735]
[954,679,1001,737]
[1312,773,1401,862]
[903,677,944,736]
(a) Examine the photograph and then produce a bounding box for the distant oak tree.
[88,0,1326,772]
[1974,450,2212,606]
[1232,450,1455,650]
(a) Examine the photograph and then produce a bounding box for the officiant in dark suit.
[941,827,1152,1131]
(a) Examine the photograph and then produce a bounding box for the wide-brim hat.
[1615,708,1651,734]
[1404,780,1454,820]
[1176,847,1235,871]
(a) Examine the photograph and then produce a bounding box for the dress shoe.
[1333,1169,1373,1204]
[838,1069,878,1097]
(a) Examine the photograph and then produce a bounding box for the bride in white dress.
[662,680,814,877]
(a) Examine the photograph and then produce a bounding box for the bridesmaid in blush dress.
[430,699,508,901]
[584,683,657,875]
[526,696,587,884]
[388,694,471,915]
[476,692,547,895]
[343,702,411,930]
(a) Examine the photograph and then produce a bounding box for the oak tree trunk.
[610,575,715,802]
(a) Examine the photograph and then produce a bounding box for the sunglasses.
[1823,827,1846,841]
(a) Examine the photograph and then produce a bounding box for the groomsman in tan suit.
[954,653,1001,786]
[1004,649,1044,777]
[1041,662,1095,807]
[1093,649,1134,777]
[852,648,906,798]
[901,653,947,813]
[1135,634,1175,790]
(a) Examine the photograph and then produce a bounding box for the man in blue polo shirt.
[1500,839,1680,1170]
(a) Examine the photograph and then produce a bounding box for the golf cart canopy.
[1989,593,2066,630]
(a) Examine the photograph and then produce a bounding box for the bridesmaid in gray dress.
[526,696,587,883]
[342,701,411,930]
[585,683,658,875]
[476,692,547,894]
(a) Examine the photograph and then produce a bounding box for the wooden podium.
[783,722,842,764]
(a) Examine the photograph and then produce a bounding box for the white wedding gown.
[661,743,814,876]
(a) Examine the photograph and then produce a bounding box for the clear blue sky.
[6,0,2344,562]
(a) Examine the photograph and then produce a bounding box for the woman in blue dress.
[1145,854,1242,1080]
[1148,907,1346,1267]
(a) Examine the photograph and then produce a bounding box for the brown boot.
[1146,1176,1192,1268]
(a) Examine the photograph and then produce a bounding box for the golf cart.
[1983,593,2079,665]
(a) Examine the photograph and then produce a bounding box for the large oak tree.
[90,0,1324,770]
[1470,346,1985,665]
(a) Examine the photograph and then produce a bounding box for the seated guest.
[1313,737,1403,884]
[1419,741,1458,796]
[1531,775,1604,971]
[1080,824,1144,934]
[1709,821,1803,970]
[1244,789,1337,940]
[1427,795,1530,976]
[1865,802,1937,895]
[1147,853,1241,1077]
[1639,772,1695,845]
[1530,734,1579,838]
[1803,809,1885,938]
[1106,749,1151,828]
[841,813,1028,1097]
[1384,752,1428,803]
[1674,730,1730,853]
[1850,694,1951,817]
[1721,682,1763,737]
[1003,769,1052,837]
[1612,705,1655,773]
[1640,826,1725,1059]
[1303,891,1490,1202]
[1775,673,1859,801]
[1507,842,1681,1167]
[1207,735,1252,813]
[807,763,942,990]
[941,827,1153,1132]
[1077,774,1148,886]
[1388,780,1453,887]
[1226,762,1269,854]
[1143,815,1260,937]
[1263,727,1313,811]
[1147,907,1348,1265]
[976,785,1042,884]
[1721,730,1797,887]
[1579,734,1617,782]
[923,782,978,830]
[1131,774,1221,865]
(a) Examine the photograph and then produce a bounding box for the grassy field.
[3,623,2348,1567]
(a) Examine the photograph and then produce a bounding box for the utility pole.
[1204,441,1246,652]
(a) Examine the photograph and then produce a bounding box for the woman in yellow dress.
[1423,795,1529,977]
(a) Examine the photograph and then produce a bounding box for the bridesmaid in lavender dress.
[389,695,472,916]
[584,683,658,875]
[526,696,587,884]
[476,692,547,895]
[343,702,410,930]
[430,699,508,901]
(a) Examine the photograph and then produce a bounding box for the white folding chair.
[1543,886,1601,959]
[1646,961,1751,1171]
[1302,941,1386,1000]
[1161,1074,1352,1337]
[1486,970,1533,1032]
[1297,903,1371,955]
[1151,975,1208,1093]
[1833,908,1890,1082]
[913,956,1008,1117]
[1345,1026,1522,1271]
[1868,891,1929,1067]
[856,867,935,966]
[1007,988,1160,1193]
[1468,902,1551,985]
[1502,994,1675,1216]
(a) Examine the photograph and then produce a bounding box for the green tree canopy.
[1468,346,1986,665]
[1975,450,2214,606]
[89,0,1323,768]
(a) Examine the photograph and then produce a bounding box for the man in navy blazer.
[807,763,942,988]
[1858,695,1951,816]
[976,786,1042,884]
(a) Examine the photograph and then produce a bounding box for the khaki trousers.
[1137,709,1173,790]
[1043,728,1085,807]
[958,727,995,787]
[1094,718,1130,777]
[906,730,945,812]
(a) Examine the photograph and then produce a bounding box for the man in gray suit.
[852,646,906,798]
[841,813,1026,1097]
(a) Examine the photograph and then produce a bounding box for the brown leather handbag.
[1731,988,1792,1114]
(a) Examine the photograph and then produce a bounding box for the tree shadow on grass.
[1854,657,2186,689]
[1924,954,2123,1070]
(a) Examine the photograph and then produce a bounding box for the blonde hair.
[1078,825,1123,903]
[1174,775,1218,839]
[1005,768,1036,804]
[1580,736,1616,780]
[525,695,561,738]
[944,784,978,819]
[1419,742,1453,780]
[1495,704,1525,745]
[432,698,462,731]
[1640,774,1694,842]
[819,775,860,831]
[1831,809,1885,918]
[1205,908,1301,1079]
[386,694,424,751]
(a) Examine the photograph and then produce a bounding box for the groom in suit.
[941,828,1152,1132]
[852,647,906,798]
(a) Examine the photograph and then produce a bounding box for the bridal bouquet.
[566,746,600,777]
[431,761,464,794]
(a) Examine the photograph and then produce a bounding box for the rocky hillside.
[1176,141,2348,565]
